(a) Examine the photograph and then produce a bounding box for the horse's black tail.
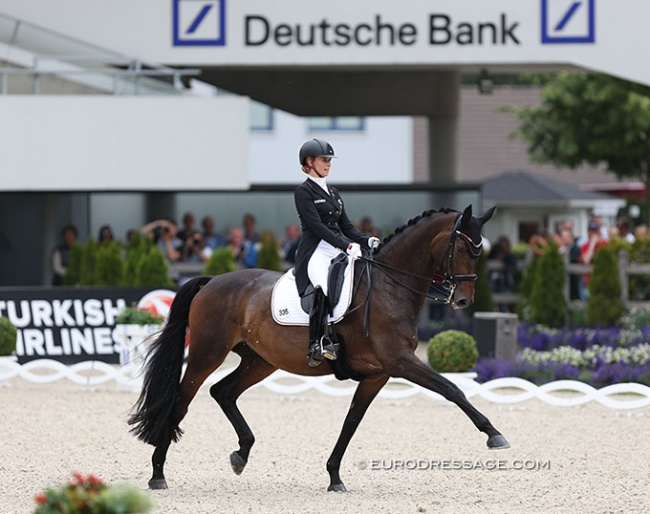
[128,275,212,447]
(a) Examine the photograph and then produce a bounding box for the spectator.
[558,227,583,300]
[278,223,301,265]
[635,224,648,239]
[97,224,114,245]
[242,213,259,246]
[227,226,257,268]
[617,218,635,244]
[178,211,196,244]
[182,230,213,263]
[360,216,374,235]
[201,215,225,249]
[52,224,78,286]
[580,219,608,292]
[140,219,183,263]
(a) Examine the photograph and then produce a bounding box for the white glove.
[368,237,380,250]
[346,242,362,260]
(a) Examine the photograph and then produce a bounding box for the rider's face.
[309,156,332,178]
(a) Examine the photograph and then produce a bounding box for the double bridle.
[360,213,483,305]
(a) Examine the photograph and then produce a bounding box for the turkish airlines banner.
[0,287,176,364]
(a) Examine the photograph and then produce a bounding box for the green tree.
[80,238,97,286]
[136,247,174,287]
[529,241,567,328]
[256,231,282,272]
[63,242,83,286]
[586,245,625,327]
[94,241,124,286]
[504,72,650,211]
[204,247,236,276]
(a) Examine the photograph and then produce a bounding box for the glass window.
[309,116,364,131]
[250,101,273,131]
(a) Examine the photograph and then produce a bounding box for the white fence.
[2,359,649,410]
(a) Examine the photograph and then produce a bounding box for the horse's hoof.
[148,478,168,490]
[487,434,511,449]
[230,451,247,475]
[328,483,347,493]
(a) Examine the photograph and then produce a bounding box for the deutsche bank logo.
[173,0,225,46]
[541,0,595,43]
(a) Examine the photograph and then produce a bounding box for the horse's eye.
[456,245,466,256]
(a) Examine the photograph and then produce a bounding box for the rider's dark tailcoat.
[293,178,369,296]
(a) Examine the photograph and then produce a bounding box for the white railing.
[2,359,649,410]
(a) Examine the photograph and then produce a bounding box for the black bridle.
[355,214,483,335]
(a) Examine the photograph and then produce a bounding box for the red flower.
[35,493,47,504]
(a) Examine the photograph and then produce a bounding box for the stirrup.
[320,335,339,361]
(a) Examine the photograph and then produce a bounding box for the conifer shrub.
[63,242,83,286]
[516,251,540,322]
[586,245,625,327]
[529,240,567,328]
[80,238,97,286]
[94,241,124,286]
[136,246,174,287]
[204,247,236,276]
[629,238,650,300]
[256,231,282,272]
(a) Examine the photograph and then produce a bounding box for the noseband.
[361,213,482,305]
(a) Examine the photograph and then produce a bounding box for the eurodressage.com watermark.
[356,458,550,472]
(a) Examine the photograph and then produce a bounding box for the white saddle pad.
[271,259,356,326]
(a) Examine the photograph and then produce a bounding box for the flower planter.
[115,324,161,369]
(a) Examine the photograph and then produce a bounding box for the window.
[250,101,273,131]
[309,116,365,131]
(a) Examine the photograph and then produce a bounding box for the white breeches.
[307,240,343,296]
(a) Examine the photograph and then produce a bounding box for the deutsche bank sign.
[541,0,595,44]
[172,0,595,49]
[173,0,225,46]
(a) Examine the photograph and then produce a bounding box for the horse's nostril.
[456,298,469,308]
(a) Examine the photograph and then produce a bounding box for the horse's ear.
[461,205,473,228]
[479,206,496,227]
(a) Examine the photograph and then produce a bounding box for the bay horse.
[128,204,509,492]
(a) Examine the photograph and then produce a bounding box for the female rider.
[293,138,380,367]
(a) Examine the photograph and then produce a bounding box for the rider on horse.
[293,138,380,367]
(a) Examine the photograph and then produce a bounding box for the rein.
[352,214,483,336]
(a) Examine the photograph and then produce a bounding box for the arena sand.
[1,367,648,514]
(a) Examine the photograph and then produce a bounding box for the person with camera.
[293,138,380,367]
[140,219,183,263]
[182,230,213,263]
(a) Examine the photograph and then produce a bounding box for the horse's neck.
[378,217,447,280]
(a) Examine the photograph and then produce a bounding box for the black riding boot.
[307,287,339,367]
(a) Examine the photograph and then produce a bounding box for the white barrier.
[1,359,649,410]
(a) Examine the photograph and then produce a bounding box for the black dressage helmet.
[299,138,336,165]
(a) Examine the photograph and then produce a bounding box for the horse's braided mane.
[376,207,458,254]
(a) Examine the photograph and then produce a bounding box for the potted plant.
[115,304,165,371]
[0,316,17,360]
[34,472,153,513]
[427,329,479,378]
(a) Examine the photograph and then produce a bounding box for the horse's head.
[431,204,495,309]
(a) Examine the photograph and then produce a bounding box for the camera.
[163,226,170,234]
[193,237,201,245]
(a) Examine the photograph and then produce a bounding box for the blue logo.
[541,0,595,44]
[173,0,226,46]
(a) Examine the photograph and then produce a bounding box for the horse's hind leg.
[149,334,234,489]
[209,343,276,476]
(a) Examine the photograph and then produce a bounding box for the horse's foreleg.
[326,374,389,493]
[210,344,277,476]
[388,354,510,449]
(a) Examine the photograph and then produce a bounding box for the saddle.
[271,253,355,326]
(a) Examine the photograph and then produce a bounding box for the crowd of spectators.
[51,212,382,285]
